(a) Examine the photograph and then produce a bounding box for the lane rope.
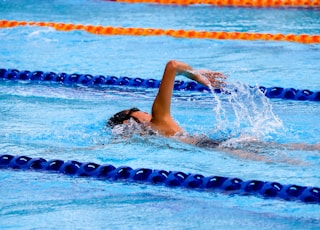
[105,0,320,7]
[1,68,319,101]
[1,20,320,44]
[1,154,319,204]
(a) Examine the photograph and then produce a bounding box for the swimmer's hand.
[186,69,227,88]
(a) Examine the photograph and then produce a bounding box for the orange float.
[91,26,105,35]
[186,30,197,38]
[311,35,320,43]
[273,33,286,41]
[0,20,319,44]
[216,32,228,39]
[195,31,207,39]
[104,0,320,7]
[35,22,48,27]
[154,29,165,35]
[174,29,186,37]
[205,31,217,39]
[252,33,263,40]
[312,0,320,6]
[104,26,115,35]
[296,34,311,43]
[229,32,241,39]
[164,29,175,36]
[239,32,253,40]
[2,20,17,27]
[285,34,296,42]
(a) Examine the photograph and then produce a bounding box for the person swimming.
[106,60,319,161]
[107,60,227,146]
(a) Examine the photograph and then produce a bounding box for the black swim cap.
[107,107,140,128]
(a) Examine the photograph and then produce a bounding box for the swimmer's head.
[107,107,141,128]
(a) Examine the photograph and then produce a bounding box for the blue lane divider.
[1,154,319,204]
[0,68,319,101]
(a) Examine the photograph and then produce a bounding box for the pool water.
[1,0,320,229]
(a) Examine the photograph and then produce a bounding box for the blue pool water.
[1,1,320,229]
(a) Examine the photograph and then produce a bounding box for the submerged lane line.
[1,154,319,205]
[1,68,320,101]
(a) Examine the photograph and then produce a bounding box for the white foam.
[208,81,284,145]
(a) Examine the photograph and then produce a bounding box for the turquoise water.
[1,1,320,229]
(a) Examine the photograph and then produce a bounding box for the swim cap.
[107,107,140,128]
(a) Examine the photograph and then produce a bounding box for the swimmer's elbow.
[166,60,179,72]
[166,60,192,75]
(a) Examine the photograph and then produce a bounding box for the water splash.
[111,118,158,139]
[209,81,284,144]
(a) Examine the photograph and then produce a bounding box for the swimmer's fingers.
[190,70,227,88]
[207,74,227,83]
[197,70,227,80]
[202,72,227,88]
[211,73,227,79]
[209,79,227,89]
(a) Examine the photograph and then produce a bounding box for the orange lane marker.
[112,0,320,7]
[0,20,319,44]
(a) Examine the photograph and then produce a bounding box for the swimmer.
[107,60,226,145]
[107,60,319,162]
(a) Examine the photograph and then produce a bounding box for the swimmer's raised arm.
[151,61,186,135]
[150,60,226,136]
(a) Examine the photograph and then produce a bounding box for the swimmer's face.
[124,110,151,124]
[107,107,151,128]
